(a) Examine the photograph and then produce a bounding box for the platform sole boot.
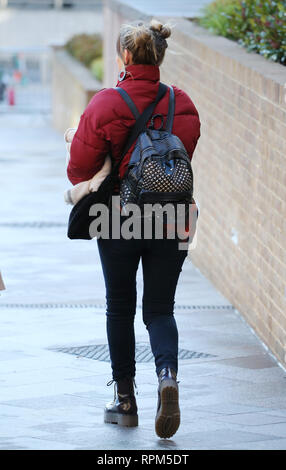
[155,367,180,438]
[104,376,138,427]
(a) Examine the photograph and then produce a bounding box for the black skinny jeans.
[97,235,188,380]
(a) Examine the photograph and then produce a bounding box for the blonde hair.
[117,19,172,66]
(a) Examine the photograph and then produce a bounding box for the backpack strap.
[165,85,175,133]
[111,83,168,176]
[115,84,175,132]
[114,87,140,119]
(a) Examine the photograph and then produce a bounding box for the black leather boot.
[104,376,138,427]
[155,367,180,438]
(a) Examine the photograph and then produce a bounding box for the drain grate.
[0,302,235,311]
[52,343,216,363]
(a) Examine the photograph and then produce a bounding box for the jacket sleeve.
[172,86,201,161]
[67,105,110,185]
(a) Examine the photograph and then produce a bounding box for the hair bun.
[150,19,171,39]
[118,20,170,66]
[134,25,152,48]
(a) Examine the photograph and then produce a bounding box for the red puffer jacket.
[68,64,200,185]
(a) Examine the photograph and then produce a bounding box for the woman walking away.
[67,19,201,439]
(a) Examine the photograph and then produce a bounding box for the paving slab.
[0,112,286,450]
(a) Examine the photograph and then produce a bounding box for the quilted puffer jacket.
[67,64,200,186]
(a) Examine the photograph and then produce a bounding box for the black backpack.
[115,83,194,212]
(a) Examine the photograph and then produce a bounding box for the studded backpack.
[115,83,194,224]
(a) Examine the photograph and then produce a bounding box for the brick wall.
[104,0,286,368]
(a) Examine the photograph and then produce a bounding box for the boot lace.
[106,378,138,398]
[106,379,117,401]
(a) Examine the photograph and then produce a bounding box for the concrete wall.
[104,0,286,368]
[52,47,102,134]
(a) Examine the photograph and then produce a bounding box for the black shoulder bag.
[67,83,168,239]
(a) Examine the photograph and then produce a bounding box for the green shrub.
[90,57,103,82]
[198,0,242,37]
[65,33,103,68]
[197,0,286,65]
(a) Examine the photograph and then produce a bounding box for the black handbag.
[67,83,168,240]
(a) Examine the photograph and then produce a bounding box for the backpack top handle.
[114,83,174,133]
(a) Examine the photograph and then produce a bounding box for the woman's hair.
[116,19,172,66]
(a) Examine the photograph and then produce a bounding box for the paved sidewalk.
[0,113,286,450]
